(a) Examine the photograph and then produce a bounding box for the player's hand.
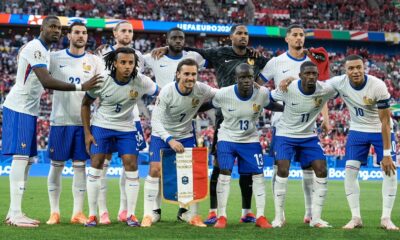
[253,81,260,89]
[168,139,185,153]
[279,77,296,92]
[85,133,97,154]
[247,47,263,58]
[381,156,396,176]
[94,44,109,55]
[81,74,103,91]
[151,47,168,60]
[320,120,332,135]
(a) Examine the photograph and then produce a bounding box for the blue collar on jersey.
[166,53,183,60]
[298,80,316,95]
[234,84,253,101]
[37,38,49,50]
[349,75,368,91]
[175,82,192,96]
[66,49,85,58]
[110,45,116,51]
[110,73,132,86]
[286,52,307,62]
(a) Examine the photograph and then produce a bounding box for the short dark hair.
[176,58,199,72]
[103,47,138,79]
[113,20,132,32]
[300,61,317,73]
[230,24,247,35]
[344,54,363,63]
[286,24,304,35]
[235,63,253,74]
[42,15,60,26]
[68,21,86,33]
[167,27,184,38]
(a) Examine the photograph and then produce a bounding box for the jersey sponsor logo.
[129,89,139,100]
[314,97,323,107]
[282,69,289,73]
[191,98,200,108]
[247,58,255,65]
[363,96,375,105]
[252,103,261,113]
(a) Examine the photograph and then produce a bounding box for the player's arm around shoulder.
[263,87,284,112]
[81,91,97,154]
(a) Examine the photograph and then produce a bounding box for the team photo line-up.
[1,15,398,230]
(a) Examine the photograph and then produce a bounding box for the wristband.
[383,149,391,157]
[75,84,82,91]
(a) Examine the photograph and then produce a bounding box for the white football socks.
[47,160,65,214]
[98,159,110,215]
[217,174,231,218]
[143,176,159,216]
[274,176,288,221]
[345,160,361,219]
[302,169,314,218]
[119,168,127,213]
[72,161,86,215]
[125,170,140,217]
[252,174,265,218]
[311,177,328,220]
[87,167,102,216]
[382,171,397,219]
[9,155,29,217]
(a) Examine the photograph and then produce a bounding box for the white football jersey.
[3,39,50,116]
[260,52,310,126]
[142,51,205,88]
[87,73,158,132]
[212,85,270,143]
[327,74,392,132]
[151,81,217,141]
[271,80,337,138]
[49,49,104,126]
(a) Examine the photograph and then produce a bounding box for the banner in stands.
[0,14,399,43]
[0,162,397,181]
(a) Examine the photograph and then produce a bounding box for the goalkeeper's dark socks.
[210,166,220,209]
[239,174,253,209]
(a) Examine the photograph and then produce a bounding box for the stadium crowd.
[0,30,399,157]
[1,0,399,32]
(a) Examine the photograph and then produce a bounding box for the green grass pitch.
[1,177,399,239]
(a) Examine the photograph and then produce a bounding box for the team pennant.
[161,147,208,207]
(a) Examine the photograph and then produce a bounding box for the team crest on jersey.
[34,50,42,59]
[50,148,54,153]
[247,58,255,65]
[363,96,375,105]
[21,142,27,149]
[129,90,139,100]
[314,97,323,108]
[82,63,92,73]
[192,98,200,108]
[252,103,261,113]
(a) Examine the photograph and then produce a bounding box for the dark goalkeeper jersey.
[185,46,269,88]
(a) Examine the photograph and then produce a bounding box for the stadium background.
[0,1,400,239]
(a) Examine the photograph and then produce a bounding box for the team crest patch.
[34,50,42,59]
[314,97,323,107]
[129,90,139,100]
[83,63,92,73]
[21,142,27,148]
[363,96,375,105]
[192,98,200,108]
[50,148,54,153]
[252,103,261,113]
[247,58,255,65]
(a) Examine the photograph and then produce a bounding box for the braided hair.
[103,47,139,79]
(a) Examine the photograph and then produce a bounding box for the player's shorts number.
[239,120,249,130]
[69,77,81,84]
[354,107,364,116]
[254,153,263,168]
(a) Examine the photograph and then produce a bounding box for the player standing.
[95,20,146,224]
[142,58,216,227]
[2,16,101,227]
[326,55,398,230]
[45,21,104,225]
[212,63,282,229]
[270,61,336,228]
[81,47,158,227]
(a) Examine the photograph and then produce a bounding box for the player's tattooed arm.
[81,95,97,154]
[34,67,103,91]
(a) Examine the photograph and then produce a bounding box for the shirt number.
[69,77,81,84]
[239,120,249,130]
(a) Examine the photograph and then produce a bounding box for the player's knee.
[314,168,327,178]
[90,158,104,169]
[277,167,289,178]
[149,164,161,177]
[220,169,232,176]
[123,158,138,171]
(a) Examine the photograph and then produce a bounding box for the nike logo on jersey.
[282,69,289,73]
[105,95,112,97]
[342,94,349,97]
[59,65,66,68]
[224,60,233,63]
[170,106,177,108]
[291,103,299,106]
[160,65,167,67]
[228,109,235,112]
